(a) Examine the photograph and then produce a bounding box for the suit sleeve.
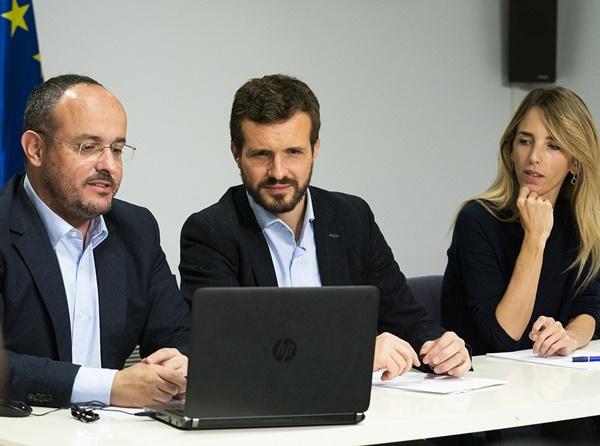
[179,212,241,307]
[364,205,445,351]
[4,351,80,406]
[1,258,79,406]
[138,211,191,358]
[449,206,520,351]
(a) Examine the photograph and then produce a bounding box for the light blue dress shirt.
[247,189,322,287]
[24,176,117,404]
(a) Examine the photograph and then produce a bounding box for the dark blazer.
[180,185,444,352]
[0,175,190,407]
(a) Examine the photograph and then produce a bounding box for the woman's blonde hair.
[473,86,600,290]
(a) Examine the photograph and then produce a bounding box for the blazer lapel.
[311,188,351,286]
[233,188,278,286]
[11,184,73,362]
[94,220,128,368]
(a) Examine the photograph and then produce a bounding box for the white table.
[1,340,599,445]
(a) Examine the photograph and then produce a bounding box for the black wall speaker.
[508,0,557,83]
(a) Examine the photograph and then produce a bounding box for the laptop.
[146,286,379,430]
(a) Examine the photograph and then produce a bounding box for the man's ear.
[312,139,320,161]
[21,130,45,168]
[231,142,241,168]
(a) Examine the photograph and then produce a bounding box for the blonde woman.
[442,86,600,356]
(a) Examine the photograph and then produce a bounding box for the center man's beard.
[241,165,313,215]
[41,162,118,222]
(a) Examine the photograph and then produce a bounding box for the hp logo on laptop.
[272,338,297,362]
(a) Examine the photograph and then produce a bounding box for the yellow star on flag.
[32,53,40,62]
[1,0,30,37]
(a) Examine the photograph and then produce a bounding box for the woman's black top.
[441,199,600,355]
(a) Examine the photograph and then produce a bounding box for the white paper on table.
[372,371,505,394]
[487,349,600,370]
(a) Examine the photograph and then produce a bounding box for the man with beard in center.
[180,74,471,379]
[0,74,190,408]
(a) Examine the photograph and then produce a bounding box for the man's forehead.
[49,84,127,135]
[53,84,123,115]
[241,113,311,135]
[57,83,120,109]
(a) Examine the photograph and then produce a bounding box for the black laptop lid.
[185,286,379,419]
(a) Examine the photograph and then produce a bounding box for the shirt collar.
[247,187,315,235]
[23,175,108,248]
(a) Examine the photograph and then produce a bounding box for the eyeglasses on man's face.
[36,130,136,162]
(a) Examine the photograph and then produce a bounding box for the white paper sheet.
[372,371,505,394]
[487,348,600,370]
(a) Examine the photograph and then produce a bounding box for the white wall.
[33,0,600,279]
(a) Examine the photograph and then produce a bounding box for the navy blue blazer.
[0,174,190,407]
[179,185,444,353]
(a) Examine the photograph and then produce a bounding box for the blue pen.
[571,356,600,362]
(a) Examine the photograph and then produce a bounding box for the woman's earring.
[571,162,579,186]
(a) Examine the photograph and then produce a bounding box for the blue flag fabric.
[0,0,42,185]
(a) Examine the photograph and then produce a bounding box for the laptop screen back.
[185,286,379,419]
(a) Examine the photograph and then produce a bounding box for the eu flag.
[0,0,42,185]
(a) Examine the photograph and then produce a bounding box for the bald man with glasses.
[0,74,190,408]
